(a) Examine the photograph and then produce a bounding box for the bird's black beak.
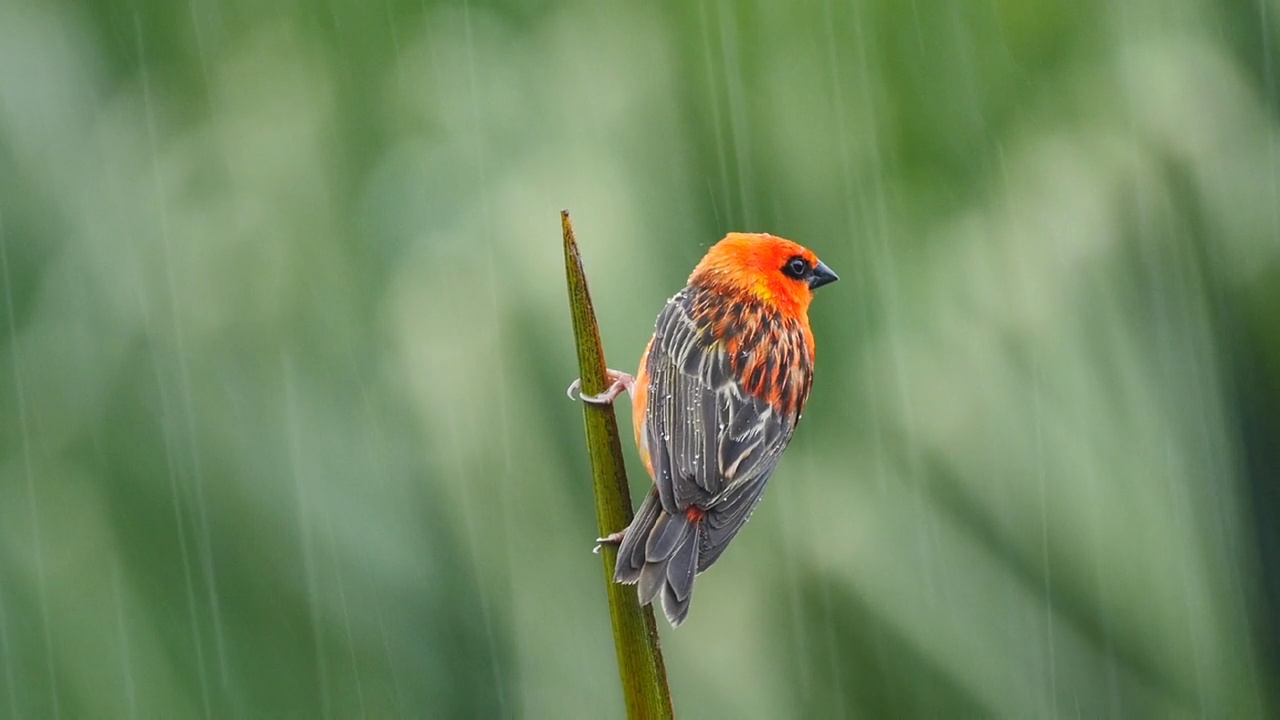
[808,260,839,289]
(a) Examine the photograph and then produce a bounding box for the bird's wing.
[643,289,808,568]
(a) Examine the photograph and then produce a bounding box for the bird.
[568,232,838,626]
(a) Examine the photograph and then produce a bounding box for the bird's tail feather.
[613,488,701,626]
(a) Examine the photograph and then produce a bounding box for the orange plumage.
[576,232,837,626]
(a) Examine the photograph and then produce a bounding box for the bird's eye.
[783,256,810,279]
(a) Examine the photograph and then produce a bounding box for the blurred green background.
[2,0,1279,717]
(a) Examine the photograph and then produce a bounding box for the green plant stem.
[561,210,674,719]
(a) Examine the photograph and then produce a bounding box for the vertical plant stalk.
[561,211,674,719]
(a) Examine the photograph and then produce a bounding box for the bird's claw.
[592,530,626,554]
[567,370,636,405]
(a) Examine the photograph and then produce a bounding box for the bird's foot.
[592,530,626,554]
[567,370,635,405]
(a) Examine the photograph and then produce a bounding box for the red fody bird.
[569,232,838,626]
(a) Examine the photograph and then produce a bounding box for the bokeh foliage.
[1,0,1278,717]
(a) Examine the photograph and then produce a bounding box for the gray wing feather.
[644,292,800,571]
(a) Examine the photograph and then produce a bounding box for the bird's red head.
[688,233,838,318]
